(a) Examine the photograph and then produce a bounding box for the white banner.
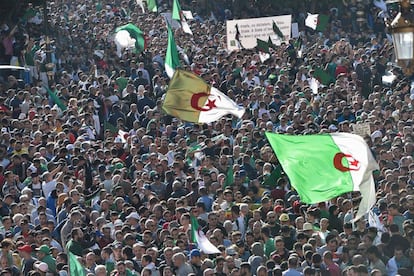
[226,15,292,51]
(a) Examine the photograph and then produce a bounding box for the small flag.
[305,13,329,32]
[172,0,192,35]
[272,21,284,39]
[313,68,333,86]
[162,70,245,123]
[165,24,181,78]
[256,38,271,62]
[191,215,220,254]
[146,0,158,12]
[268,36,274,48]
[69,252,86,276]
[235,24,244,49]
[265,132,378,221]
[115,23,146,53]
[256,38,270,53]
[45,87,67,111]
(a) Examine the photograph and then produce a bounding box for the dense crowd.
[0,0,413,275]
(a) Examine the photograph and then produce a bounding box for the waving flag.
[165,24,181,78]
[265,132,378,221]
[191,215,220,254]
[305,13,329,32]
[172,0,193,35]
[115,23,145,54]
[272,21,284,39]
[162,70,245,123]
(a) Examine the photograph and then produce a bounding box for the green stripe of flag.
[69,252,86,276]
[45,87,67,111]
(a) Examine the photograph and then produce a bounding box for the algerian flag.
[265,132,378,221]
[256,38,270,63]
[165,24,181,78]
[162,70,245,123]
[272,21,284,40]
[172,0,193,35]
[115,23,145,54]
[305,13,329,32]
[191,215,220,254]
[69,252,86,276]
[146,0,158,12]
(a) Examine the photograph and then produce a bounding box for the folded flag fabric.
[162,70,245,123]
[165,24,181,78]
[115,23,145,53]
[265,132,378,221]
[305,13,329,32]
[69,252,86,276]
[191,215,220,254]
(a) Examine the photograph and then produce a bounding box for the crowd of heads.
[0,0,413,275]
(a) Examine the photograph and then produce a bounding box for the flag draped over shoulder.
[162,70,245,123]
[165,24,181,78]
[305,13,329,32]
[45,87,67,111]
[265,132,378,221]
[69,252,86,276]
[115,23,145,53]
[191,215,220,254]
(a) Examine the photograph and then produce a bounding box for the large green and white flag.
[165,24,181,78]
[265,132,378,220]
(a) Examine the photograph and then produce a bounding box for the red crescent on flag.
[191,92,216,111]
[333,152,360,172]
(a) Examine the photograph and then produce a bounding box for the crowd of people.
[0,0,413,275]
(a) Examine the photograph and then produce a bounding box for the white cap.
[35,262,48,272]
[126,212,140,221]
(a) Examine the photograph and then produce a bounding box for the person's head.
[172,252,185,267]
[94,265,107,276]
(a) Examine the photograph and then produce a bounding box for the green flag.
[147,0,158,12]
[265,132,378,220]
[115,23,145,53]
[272,21,284,39]
[224,166,233,188]
[263,164,283,188]
[313,68,333,85]
[172,0,182,21]
[104,121,118,134]
[165,24,181,78]
[69,252,86,276]
[256,38,270,53]
[45,87,67,111]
